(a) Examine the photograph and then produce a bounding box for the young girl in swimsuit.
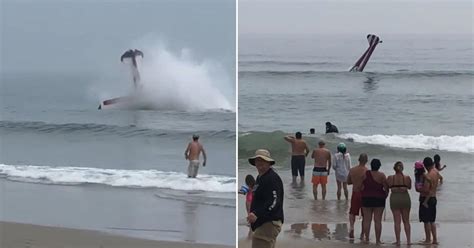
[239,174,256,214]
[414,161,431,208]
[433,154,446,171]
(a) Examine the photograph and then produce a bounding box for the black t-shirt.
[250,168,284,231]
[326,124,339,133]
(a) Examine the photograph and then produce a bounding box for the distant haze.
[1,0,236,76]
[239,0,472,35]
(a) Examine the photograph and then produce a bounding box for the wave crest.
[0,164,236,193]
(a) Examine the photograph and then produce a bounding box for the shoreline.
[0,221,233,248]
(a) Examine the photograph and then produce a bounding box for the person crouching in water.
[332,143,351,200]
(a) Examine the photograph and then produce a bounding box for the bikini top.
[389,175,408,188]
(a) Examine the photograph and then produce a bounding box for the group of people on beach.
[241,130,446,248]
[346,152,444,246]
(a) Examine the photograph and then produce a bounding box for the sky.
[1,0,236,75]
[239,0,473,35]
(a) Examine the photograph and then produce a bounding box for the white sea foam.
[338,133,474,153]
[0,164,235,193]
[129,39,234,111]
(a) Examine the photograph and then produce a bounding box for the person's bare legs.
[392,209,402,245]
[343,182,349,200]
[430,223,438,244]
[374,207,385,244]
[292,176,297,184]
[362,207,372,242]
[349,214,356,239]
[401,208,411,245]
[313,184,318,200]
[422,223,432,244]
[336,180,342,200]
[321,184,327,200]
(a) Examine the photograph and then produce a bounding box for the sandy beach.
[239,222,473,248]
[0,221,233,248]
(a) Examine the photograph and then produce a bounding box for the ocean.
[1,0,236,245]
[238,33,473,243]
[0,71,236,245]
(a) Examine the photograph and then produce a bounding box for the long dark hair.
[434,154,441,169]
[245,174,256,188]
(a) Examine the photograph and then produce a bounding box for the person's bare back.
[291,139,309,156]
[187,141,203,160]
[186,141,206,161]
[312,146,331,169]
[347,154,369,192]
[284,133,309,156]
[185,135,207,165]
[347,166,367,192]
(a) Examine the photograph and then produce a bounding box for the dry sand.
[0,221,232,248]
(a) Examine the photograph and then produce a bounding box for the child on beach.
[414,161,431,208]
[239,174,256,214]
[433,154,446,171]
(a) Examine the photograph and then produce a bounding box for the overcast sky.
[239,0,472,35]
[1,0,235,74]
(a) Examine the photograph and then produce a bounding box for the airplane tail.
[349,34,382,72]
[121,49,143,89]
[130,62,141,88]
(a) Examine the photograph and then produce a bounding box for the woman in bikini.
[387,161,412,246]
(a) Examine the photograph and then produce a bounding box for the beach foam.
[0,164,235,193]
[338,133,473,153]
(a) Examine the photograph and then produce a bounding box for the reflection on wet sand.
[184,200,198,242]
[286,223,349,242]
[288,181,306,200]
[311,223,330,240]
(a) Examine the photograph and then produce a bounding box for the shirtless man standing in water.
[184,135,207,178]
[418,157,441,245]
[347,153,368,239]
[284,132,310,183]
[311,141,332,200]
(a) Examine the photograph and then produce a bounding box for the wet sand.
[0,221,232,248]
[238,222,474,248]
[0,180,235,245]
[238,158,474,248]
